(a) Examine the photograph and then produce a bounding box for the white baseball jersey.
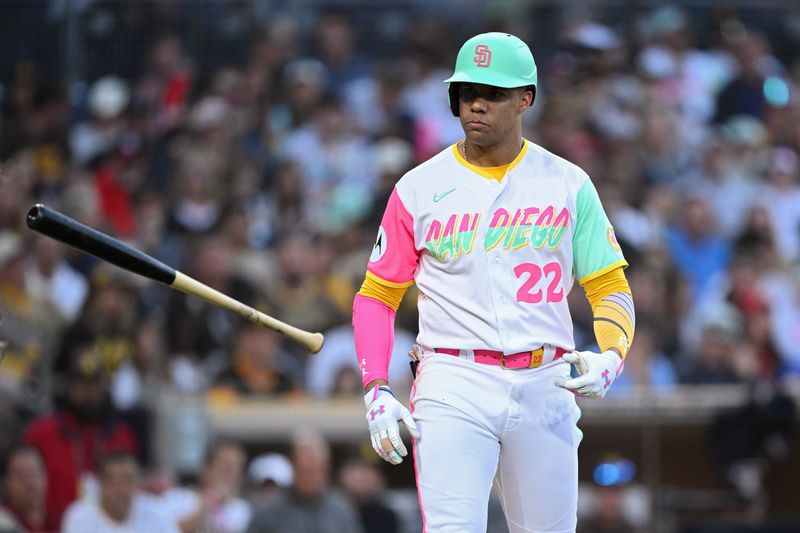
[367,140,626,354]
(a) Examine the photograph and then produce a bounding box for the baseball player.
[353,32,635,532]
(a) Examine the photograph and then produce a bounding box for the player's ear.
[519,87,534,112]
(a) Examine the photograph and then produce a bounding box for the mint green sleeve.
[572,179,627,284]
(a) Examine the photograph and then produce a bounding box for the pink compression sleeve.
[353,293,396,388]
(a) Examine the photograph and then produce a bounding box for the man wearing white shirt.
[169,440,252,533]
[61,452,178,533]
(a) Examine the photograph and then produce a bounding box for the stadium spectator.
[636,4,735,128]
[164,236,257,393]
[312,9,369,96]
[306,323,416,400]
[23,234,88,323]
[168,440,252,533]
[337,455,399,533]
[577,456,643,533]
[759,146,800,263]
[52,270,157,466]
[261,230,344,337]
[714,30,783,124]
[0,445,55,532]
[212,322,305,399]
[246,453,293,506]
[22,348,137,525]
[664,193,732,301]
[678,303,756,384]
[139,35,193,137]
[70,76,131,167]
[272,58,329,134]
[246,428,363,533]
[279,94,377,234]
[54,267,139,383]
[689,133,760,240]
[0,243,62,416]
[261,160,307,244]
[61,451,177,533]
[345,64,415,140]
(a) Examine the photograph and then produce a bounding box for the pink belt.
[434,346,567,369]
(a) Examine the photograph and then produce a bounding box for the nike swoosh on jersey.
[433,188,456,202]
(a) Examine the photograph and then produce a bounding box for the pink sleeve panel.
[353,294,396,388]
[367,188,419,285]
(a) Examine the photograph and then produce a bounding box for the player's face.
[457,83,532,146]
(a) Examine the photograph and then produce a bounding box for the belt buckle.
[529,347,544,368]
[500,352,507,368]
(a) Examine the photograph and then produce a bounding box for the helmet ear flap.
[448,83,460,117]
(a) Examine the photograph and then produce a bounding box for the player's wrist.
[364,378,388,392]
[599,349,625,378]
[364,383,394,407]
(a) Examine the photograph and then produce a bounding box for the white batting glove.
[364,385,420,465]
[554,350,624,399]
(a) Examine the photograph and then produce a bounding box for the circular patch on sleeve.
[369,226,388,263]
[607,227,621,251]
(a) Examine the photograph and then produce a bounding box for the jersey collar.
[451,139,529,182]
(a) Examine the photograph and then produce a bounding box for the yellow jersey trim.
[578,259,629,286]
[364,270,414,288]
[358,274,408,311]
[451,140,529,182]
[582,266,631,310]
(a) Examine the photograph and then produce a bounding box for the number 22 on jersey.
[513,261,564,303]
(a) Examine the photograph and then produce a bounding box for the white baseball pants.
[410,352,582,533]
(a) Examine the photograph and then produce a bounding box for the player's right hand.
[364,385,420,465]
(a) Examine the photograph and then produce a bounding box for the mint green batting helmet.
[444,32,538,116]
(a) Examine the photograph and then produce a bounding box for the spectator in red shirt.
[22,347,137,527]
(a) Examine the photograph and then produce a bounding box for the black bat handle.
[26,204,177,285]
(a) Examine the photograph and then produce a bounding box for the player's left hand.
[554,350,624,399]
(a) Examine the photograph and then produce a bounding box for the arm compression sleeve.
[353,293,396,388]
[581,266,636,358]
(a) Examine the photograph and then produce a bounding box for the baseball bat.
[25,204,324,353]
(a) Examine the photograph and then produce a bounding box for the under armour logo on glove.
[554,350,623,399]
[364,386,420,465]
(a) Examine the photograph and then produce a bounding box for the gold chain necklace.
[462,139,525,164]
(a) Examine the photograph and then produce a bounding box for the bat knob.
[26,204,47,229]
[308,332,325,354]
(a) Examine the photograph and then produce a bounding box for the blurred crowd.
[0,426,401,533]
[0,1,800,531]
